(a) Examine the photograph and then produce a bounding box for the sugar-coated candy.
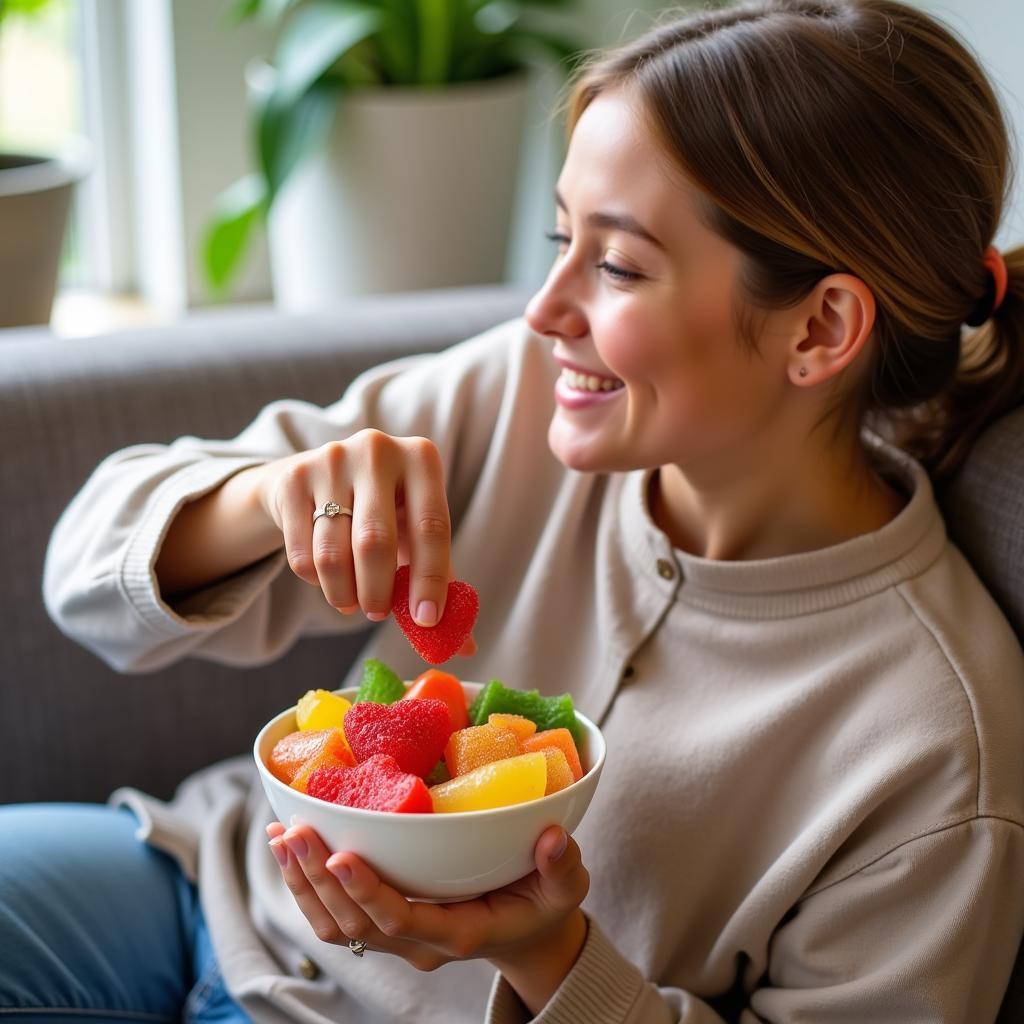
[444,723,519,778]
[469,680,582,746]
[289,728,356,792]
[428,751,547,813]
[537,746,574,795]
[391,564,479,665]
[344,697,454,778]
[522,728,583,782]
[296,689,352,732]
[307,753,432,813]
[402,669,470,731]
[488,713,536,743]
[269,729,341,785]
[354,658,407,705]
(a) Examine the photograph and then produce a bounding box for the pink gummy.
[306,754,432,813]
[343,697,454,778]
[391,564,479,665]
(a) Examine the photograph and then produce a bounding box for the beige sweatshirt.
[44,315,1024,1023]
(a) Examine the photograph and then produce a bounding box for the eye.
[543,231,642,282]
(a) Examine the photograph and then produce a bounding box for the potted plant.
[202,0,585,308]
[0,0,91,327]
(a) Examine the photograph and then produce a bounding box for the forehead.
[558,90,700,244]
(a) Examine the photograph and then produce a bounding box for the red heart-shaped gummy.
[391,564,479,665]
[343,697,453,778]
[306,753,432,813]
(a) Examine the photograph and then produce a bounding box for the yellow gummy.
[429,751,547,813]
[296,689,351,732]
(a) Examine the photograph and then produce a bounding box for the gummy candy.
[269,729,341,785]
[444,723,519,778]
[522,728,583,783]
[354,659,406,705]
[344,697,453,778]
[469,680,582,746]
[429,751,547,813]
[403,669,470,731]
[488,713,536,743]
[391,564,479,665]
[296,689,352,732]
[290,729,356,793]
[307,753,432,813]
[537,746,574,796]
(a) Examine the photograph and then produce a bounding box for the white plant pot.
[265,70,530,310]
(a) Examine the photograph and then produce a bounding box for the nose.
[524,259,588,342]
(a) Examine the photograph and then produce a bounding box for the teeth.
[560,367,624,392]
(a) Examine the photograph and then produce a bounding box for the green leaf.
[226,0,301,25]
[256,80,337,203]
[201,173,268,297]
[415,0,453,85]
[373,0,418,83]
[273,0,382,106]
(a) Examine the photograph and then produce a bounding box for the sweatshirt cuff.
[486,914,647,1024]
[120,457,278,636]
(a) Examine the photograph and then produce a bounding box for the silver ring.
[348,938,367,957]
[312,501,353,526]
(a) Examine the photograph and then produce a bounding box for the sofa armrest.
[0,284,531,804]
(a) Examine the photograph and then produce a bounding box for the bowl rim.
[254,681,606,821]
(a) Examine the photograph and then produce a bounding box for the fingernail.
[328,858,353,883]
[551,830,568,861]
[366,611,388,622]
[269,839,289,867]
[283,833,308,860]
[414,600,437,627]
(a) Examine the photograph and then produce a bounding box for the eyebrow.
[554,186,666,252]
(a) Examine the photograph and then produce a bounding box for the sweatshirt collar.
[620,428,948,617]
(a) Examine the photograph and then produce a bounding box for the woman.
[18,0,1024,1021]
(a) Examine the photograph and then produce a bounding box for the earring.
[798,367,808,377]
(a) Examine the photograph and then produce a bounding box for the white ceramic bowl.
[254,681,605,901]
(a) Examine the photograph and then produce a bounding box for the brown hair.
[555,0,1022,494]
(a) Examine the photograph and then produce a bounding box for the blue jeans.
[0,803,250,1023]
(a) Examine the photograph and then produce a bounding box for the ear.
[789,274,876,387]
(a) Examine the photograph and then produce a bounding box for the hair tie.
[965,245,1008,326]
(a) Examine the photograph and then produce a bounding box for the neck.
[649,431,906,562]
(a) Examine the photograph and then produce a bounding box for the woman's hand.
[266,820,590,1012]
[250,430,474,648]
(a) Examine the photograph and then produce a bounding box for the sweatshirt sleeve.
[43,316,532,674]
[486,817,1024,1023]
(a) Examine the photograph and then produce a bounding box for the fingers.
[533,827,590,911]
[402,440,452,628]
[328,853,482,962]
[272,825,378,946]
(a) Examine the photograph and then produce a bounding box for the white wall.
[907,1,1024,249]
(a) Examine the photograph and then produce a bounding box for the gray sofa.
[2,282,1022,1020]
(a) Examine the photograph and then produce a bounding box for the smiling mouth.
[559,367,625,393]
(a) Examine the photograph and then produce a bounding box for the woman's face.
[525,89,792,477]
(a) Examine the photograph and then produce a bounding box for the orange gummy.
[538,746,574,795]
[488,713,537,744]
[290,729,356,793]
[444,723,519,778]
[268,728,353,786]
[522,728,583,782]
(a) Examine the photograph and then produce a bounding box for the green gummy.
[424,759,450,786]
[354,658,406,704]
[469,679,582,745]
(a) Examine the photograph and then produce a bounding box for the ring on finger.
[313,501,353,526]
[348,938,368,957]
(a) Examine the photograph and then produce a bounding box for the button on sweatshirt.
[43,315,1024,1023]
